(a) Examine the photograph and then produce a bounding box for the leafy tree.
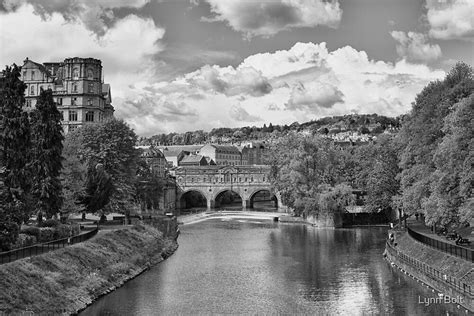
[78,119,140,221]
[423,94,473,226]
[0,65,31,249]
[364,135,400,213]
[30,89,64,219]
[397,62,474,223]
[135,158,164,211]
[80,163,113,216]
[61,128,87,219]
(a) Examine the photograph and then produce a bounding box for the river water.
[81,214,463,315]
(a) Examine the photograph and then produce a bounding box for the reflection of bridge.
[174,165,287,212]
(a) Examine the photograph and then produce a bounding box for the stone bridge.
[174,165,287,212]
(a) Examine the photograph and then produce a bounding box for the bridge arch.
[178,189,208,211]
[248,188,280,209]
[213,189,243,209]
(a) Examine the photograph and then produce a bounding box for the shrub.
[38,227,56,242]
[41,219,60,228]
[21,226,41,238]
[0,220,20,251]
[13,234,37,248]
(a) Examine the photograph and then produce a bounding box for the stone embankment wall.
[385,231,473,312]
[0,220,179,315]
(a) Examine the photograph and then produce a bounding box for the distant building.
[161,148,189,167]
[200,144,242,166]
[21,57,114,133]
[240,142,266,165]
[179,155,208,167]
[140,146,167,178]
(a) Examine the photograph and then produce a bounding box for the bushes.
[13,234,37,248]
[37,228,55,242]
[20,225,79,243]
[41,219,60,228]
[21,226,40,238]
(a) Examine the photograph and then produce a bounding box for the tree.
[30,89,64,219]
[78,119,140,221]
[364,135,400,213]
[0,65,32,249]
[61,128,87,219]
[397,62,474,224]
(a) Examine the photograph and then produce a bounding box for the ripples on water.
[81,217,464,316]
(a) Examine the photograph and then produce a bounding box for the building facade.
[200,144,242,166]
[21,57,114,133]
[140,146,167,178]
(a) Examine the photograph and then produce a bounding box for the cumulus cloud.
[286,81,344,112]
[1,0,151,36]
[425,0,474,41]
[230,105,261,122]
[391,31,442,62]
[203,0,342,38]
[184,65,272,97]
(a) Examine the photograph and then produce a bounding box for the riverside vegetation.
[0,224,178,314]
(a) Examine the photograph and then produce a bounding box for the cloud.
[230,105,261,122]
[286,81,344,112]
[425,0,474,41]
[391,31,442,62]
[203,0,342,38]
[1,0,151,36]
[184,65,272,97]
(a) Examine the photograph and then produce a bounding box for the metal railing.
[386,240,473,298]
[407,226,473,262]
[0,227,99,265]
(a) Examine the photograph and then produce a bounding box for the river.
[81,213,462,315]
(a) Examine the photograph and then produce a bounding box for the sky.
[0,0,473,136]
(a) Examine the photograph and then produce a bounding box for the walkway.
[407,219,474,250]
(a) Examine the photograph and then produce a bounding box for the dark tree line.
[0,65,63,249]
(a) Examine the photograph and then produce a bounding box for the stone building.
[21,57,114,133]
[240,142,266,165]
[179,155,208,166]
[140,146,167,178]
[199,144,242,166]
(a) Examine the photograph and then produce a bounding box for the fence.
[0,227,99,265]
[386,240,473,298]
[407,226,473,263]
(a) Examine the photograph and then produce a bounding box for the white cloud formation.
[286,81,344,112]
[390,31,442,62]
[425,0,474,41]
[1,0,151,36]
[203,0,342,38]
[0,3,447,136]
[183,65,272,97]
[230,104,261,122]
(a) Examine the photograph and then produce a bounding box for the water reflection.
[81,218,464,315]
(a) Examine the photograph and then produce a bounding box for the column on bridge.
[207,198,215,210]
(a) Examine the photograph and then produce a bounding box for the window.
[85,111,94,122]
[26,100,31,107]
[88,83,94,93]
[30,86,34,95]
[87,98,92,106]
[69,111,77,121]
[57,98,63,105]
[31,71,35,80]
[69,125,78,132]
[59,111,64,121]
[72,83,77,93]
[72,68,79,80]
[23,71,27,79]
[72,97,77,105]
[87,69,94,79]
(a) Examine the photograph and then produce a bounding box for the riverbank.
[385,230,473,312]
[0,224,178,315]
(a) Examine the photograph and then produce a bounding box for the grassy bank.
[0,224,178,315]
